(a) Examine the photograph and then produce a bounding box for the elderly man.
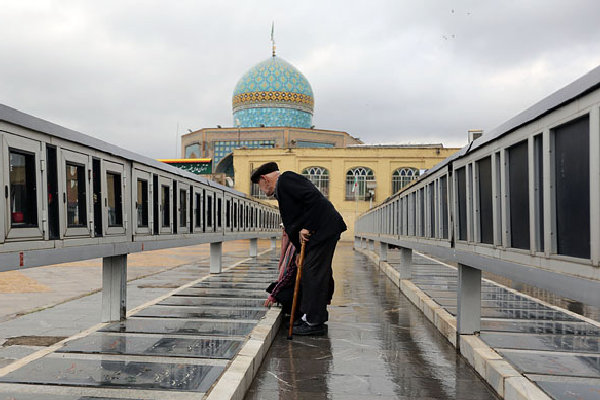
[251,162,346,335]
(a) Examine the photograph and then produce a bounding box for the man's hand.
[299,229,311,244]
[264,295,276,307]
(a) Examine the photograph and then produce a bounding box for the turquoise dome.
[232,56,314,128]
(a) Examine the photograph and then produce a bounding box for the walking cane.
[287,240,306,340]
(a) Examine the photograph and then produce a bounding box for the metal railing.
[355,66,600,338]
[0,103,280,321]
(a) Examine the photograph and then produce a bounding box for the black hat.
[251,162,279,183]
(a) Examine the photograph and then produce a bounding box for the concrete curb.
[205,307,282,400]
[204,246,283,400]
[355,247,552,400]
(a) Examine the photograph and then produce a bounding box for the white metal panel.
[232,198,238,232]
[500,150,509,248]
[239,200,245,232]
[205,189,215,233]
[157,175,172,234]
[132,168,152,235]
[245,202,250,232]
[102,160,126,236]
[527,135,537,255]
[466,163,474,243]
[437,178,444,239]
[175,181,190,233]
[192,185,203,234]
[548,129,558,254]
[589,106,600,266]
[3,134,45,241]
[491,152,501,246]
[447,172,453,242]
[224,194,232,233]
[40,144,49,241]
[473,161,481,243]
[60,149,92,238]
[215,191,224,233]
[0,133,4,244]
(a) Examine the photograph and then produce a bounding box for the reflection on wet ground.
[56,333,244,359]
[386,251,600,400]
[101,317,257,337]
[159,296,265,307]
[135,305,266,320]
[0,355,224,392]
[0,251,279,399]
[245,243,499,399]
[177,287,267,298]
[0,394,133,400]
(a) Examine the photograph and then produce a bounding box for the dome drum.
[232,91,314,114]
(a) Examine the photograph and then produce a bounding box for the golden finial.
[271,21,276,57]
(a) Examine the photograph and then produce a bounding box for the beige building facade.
[234,145,460,241]
[181,126,361,175]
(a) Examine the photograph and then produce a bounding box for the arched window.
[302,166,329,198]
[392,167,419,193]
[185,143,200,159]
[346,167,375,200]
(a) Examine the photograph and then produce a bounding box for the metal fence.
[0,103,280,321]
[355,66,600,337]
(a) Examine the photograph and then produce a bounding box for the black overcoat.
[275,171,347,250]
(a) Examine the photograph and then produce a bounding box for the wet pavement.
[0,241,280,399]
[245,243,499,400]
[383,249,600,400]
[2,238,596,399]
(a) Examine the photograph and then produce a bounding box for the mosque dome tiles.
[232,56,314,128]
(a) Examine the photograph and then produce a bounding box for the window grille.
[392,168,419,194]
[346,167,375,200]
[302,166,329,198]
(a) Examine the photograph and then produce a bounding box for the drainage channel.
[0,252,280,400]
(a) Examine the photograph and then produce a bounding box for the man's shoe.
[292,321,327,336]
[283,318,304,329]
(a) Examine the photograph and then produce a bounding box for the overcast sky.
[2,0,600,158]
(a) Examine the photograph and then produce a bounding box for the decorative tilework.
[213,140,275,165]
[233,107,312,129]
[233,57,313,98]
[296,141,334,148]
[232,56,314,128]
[232,91,314,113]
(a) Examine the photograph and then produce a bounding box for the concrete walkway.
[0,240,281,399]
[4,239,590,399]
[245,243,500,399]
[357,244,600,400]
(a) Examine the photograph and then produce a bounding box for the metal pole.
[210,242,223,273]
[102,254,127,322]
[457,263,482,340]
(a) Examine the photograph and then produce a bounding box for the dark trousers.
[300,235,338,325]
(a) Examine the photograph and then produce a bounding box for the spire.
[271,21,276,57]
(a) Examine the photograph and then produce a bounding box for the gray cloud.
[1,0,599,156]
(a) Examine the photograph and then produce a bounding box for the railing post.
[102,254,127,322]
[379,241,388,263]
[398,247,412,279]
[270,237,277,250]
[361,238,367,249]
[210,242,223,273]
[249,238,258,257]
[354,236,361,250]
[457,263,481,340]
[368,239,374,251]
